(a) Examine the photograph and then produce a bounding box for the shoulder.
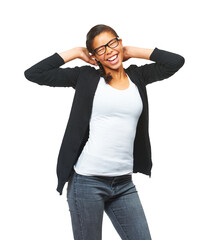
[78,65,100,78]
[76,65,101,84]
[79,65,100,74]
[125,64,144,76]
[125,64,148,86]
[126,64,146,71]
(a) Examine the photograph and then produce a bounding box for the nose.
[105,45,112,55]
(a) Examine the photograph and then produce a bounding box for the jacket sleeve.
[138,48,185,85]
[24,53,80,88]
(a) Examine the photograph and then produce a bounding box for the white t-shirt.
[74,75,143,176]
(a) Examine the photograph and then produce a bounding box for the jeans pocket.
[67,171,77,199]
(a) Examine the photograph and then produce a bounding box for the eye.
[108,39,118,47]
[96,46,105,55]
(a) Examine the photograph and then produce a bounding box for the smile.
[107,54,119,64]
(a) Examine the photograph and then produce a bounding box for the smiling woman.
[92,32,124,83]
[85,24,155,86]
[86,25,121,83]
[24,23,185,240]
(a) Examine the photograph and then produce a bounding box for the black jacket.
[24,48,185,195]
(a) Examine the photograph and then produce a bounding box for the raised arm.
[24,47,97,88]
[123,47,154,61]
[123,47,185,85]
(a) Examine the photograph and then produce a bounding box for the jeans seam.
[107,205,130,240]
[74,174,85,240]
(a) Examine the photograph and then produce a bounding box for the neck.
[105,65,127,82]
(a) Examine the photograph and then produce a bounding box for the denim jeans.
[67,170,152,240]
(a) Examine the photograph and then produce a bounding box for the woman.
[24,24,185,240]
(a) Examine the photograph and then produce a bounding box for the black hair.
[86,24,119,84]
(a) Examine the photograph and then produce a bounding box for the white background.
[1,0,212,239]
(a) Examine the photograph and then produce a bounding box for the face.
[91,31,123,72]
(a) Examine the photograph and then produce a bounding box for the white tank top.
[74,75,143,176]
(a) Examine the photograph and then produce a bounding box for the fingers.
[89,58,98,66]
[88,55,97,66]
[80,48,97,66]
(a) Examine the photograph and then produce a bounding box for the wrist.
[72,47,82,59]
[59,48,79,63]
[133,47,154,60]
[123,46,132,61]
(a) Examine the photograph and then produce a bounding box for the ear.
[90,53,97,61]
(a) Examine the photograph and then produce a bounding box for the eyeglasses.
[93,37,120,56]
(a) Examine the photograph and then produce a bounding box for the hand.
[77,47,97,66]
[122,46,131,62]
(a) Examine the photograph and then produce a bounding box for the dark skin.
[59,31,154,89]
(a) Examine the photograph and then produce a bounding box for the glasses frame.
[93,37,120,56]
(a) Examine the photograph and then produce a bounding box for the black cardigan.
[24,48,185,195]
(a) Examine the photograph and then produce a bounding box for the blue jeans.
[67,170,152,240]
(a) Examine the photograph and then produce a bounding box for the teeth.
[108,55,117,61]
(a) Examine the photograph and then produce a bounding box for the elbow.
[24,69,41,85]
[24,70,29,80]
[24,69,33,81]
[177,55,185,69]
[169,55,185,74]
[162,55,185,78]
[24,68,40,84]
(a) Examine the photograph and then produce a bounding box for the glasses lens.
[108,38,119,48]
[94,38,119,56]
[95,47,105,55]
